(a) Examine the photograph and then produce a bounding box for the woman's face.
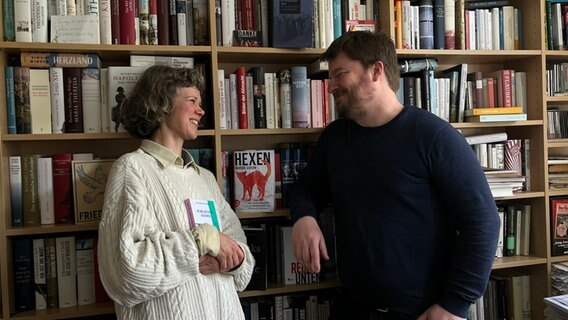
[162,86,204,141]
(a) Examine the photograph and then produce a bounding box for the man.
[289,31,500,320]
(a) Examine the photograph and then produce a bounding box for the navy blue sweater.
[290,106,500,318]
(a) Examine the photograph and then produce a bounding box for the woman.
[98,65,254,319]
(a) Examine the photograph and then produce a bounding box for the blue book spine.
[499,8,504,50]
[13,238,35,312]
[333,0,342,39]
[5,66,17,134]
[2,0,15,41]
[419,0,434,49]
[280,143,294,207]
[291,66,310,128]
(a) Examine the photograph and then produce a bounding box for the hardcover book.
[233,30,263,47]
[33,238,47,310]
[72,159,114,223]
[75,237,95,305]
[56,236,77,308]
[45,237,58,309]
[107,66,147,132]
[10,155,24,227]
[63,68,84,133]
[13,237,34,312]
[183,198,222,231]
[281,226,320,284]
[52,153,74,224]
[243,225,268,290]
[271,0,314,48]
[5,66,17,133]
[233,150,275,212]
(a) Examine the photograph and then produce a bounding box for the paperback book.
[72,159,114,223]
[233,150,275,212]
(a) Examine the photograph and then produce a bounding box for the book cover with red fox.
[232,150,275,212]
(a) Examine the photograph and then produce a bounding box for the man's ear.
[372,61,384,81]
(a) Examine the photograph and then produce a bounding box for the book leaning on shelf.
[232,150,275,213]
[71,159,115,224]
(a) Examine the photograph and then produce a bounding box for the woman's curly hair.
[120,65,205,139]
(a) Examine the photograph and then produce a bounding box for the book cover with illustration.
[552,198,568,256]
[72,160,114,223]
[232,150,275,212]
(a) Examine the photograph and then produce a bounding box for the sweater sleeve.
[97,156,201,307]
[428,126,500,318]
[201,169,255,291]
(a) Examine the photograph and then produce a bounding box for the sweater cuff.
[439,291,472,319]
[191,224,220,257]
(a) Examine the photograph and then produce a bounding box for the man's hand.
[291,216,329,273]
[199,255,220,275]
[215,232,244,271]
[417,304,465,320]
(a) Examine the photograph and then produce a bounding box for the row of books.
[3,0,209,46]
[4,53,208,135]
[545,1,568,51]
[221,143,315,213]
[546,62,568,97]
[12,235,110,313]
[547,109,568,140]
[495,204,531,259]
[218,67,336,130]
[469,270,531,320]
[394,0,520,50]
[241,291,335,320]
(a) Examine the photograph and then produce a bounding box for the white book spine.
[129,55,194,68]
[76,238,95,305]
[177,3,187,46]
[32,0,48,42]
[265,73,275,129]
[47,0,57,19]
[33,238,47,310]
[85,0,99,15]
[65,0,76,15]
[81,69,102,133]
[29,69,52,134]
[246,74,254,128]
[220,0,235,46]
[75,0,84,14]
[218,69,227,130]
[279,71,292,129]
[272,74,281,128]
[100,68,110,132]
[10,156,23,226]
[55,0,66,15]
[37,157,55,224]
[56,236,77,308]
[49,67,65,134]
[15,0,33,42]
[98,0,112,44]
[229,73,239,129]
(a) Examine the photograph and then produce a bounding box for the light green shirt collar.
[140,139,199,171]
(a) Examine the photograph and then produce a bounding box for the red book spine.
[119,0,136,44]
[110,0,121,44]
[93,236,111,303]
[157,0,169,44]
[235,67,248,129]
[502,70,513,108]
[52,153,73,224]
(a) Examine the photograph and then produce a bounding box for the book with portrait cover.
[232,150,275,212]
[107,66,147,132]
[72,159,114,223]
[552,198,568,256]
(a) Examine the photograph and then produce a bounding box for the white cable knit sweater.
[98,147,254,320]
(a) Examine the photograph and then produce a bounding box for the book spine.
[192,0,208,44]
[251,67,267,128]
[76,237,96,305]
[29,69,52,134]
[14,66,32,134]
[49,67,65,133]
[63,68,84,133]
[418,0,434,49]
[31,0,48,42]
[246,73,254,128]
[221,0,235,46]
[44,237,58,308]
[99,0,112,44]
[279,69,292,128]
[93,236,111,302]
[13,238,35,312]
[22,154,40,226]
[55,0,66,15]
[291,66,310,128]
[119,0,136,44]
[139,0,150,45]
[56,236,77,308]
[176,0,188,45]
[81,69,102,133]
[214,0,222,45]
[218,69,227,129]
[10,156,24,227]
[21,52,102,68]
[37,157,55,224]
[229,73,239,129]
[443,0,455,49]
[165,0,176,45]
[186,0,195,45]
[165,0,178,46]
[52,153,73,224]
[110,0,120,44]
[147,0,158,45]
[3,0,16,41]
[15,0,33,42]
[33,238,47,310]
[464,0,510,10]
[5,66,17,133]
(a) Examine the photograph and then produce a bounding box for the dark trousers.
[329,295,416,320]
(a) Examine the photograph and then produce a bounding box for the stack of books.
[545,293,568,320]
[549,157,568,189]
[552,263,568,295]
[465,106,527,122]
[484,169,525,197]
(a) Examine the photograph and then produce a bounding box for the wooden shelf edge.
[238,279,341,298]
[10,302,115,320]
[6,222,100,236]
[495,191,545,200]
[237,209,290,219]
[1,130,214,141]
[492,256,548,269]
[452,120,543,129]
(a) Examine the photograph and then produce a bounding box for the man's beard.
[335,86,364,119]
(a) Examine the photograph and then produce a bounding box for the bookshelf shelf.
[220,128,323,136]
[237,209,290,220]
[9,302,115,320]
[452,120,543,129]
[238,280,341,299]
[0,130,215,142]
[548,140,568,148]
[5,223,100,237]
[492,256,548,270]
